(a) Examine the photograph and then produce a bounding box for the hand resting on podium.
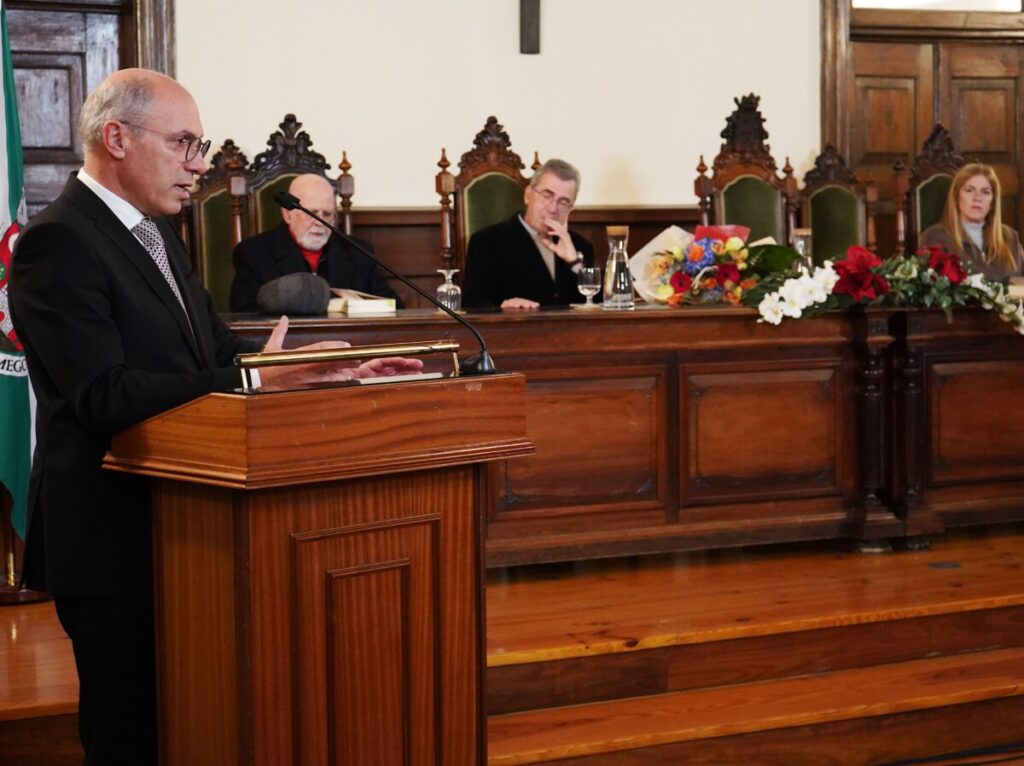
[255,316,424,387]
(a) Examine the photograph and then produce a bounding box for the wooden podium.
[104,374,531,766]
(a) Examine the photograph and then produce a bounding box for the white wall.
[176,1,821,207]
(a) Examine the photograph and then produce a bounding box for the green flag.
[0,0,31,539]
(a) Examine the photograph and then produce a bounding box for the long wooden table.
[228,304,1024,566]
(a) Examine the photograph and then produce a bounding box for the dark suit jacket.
[229,224,402,312]
[920,222,1024,281]
[462,215,594,308]
[9,175,261,597]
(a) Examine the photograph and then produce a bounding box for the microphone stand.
[274,190,496,375]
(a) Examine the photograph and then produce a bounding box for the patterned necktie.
[132,217,186,310]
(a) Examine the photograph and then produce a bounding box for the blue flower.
[684,237,717,275]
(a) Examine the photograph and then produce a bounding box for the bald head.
[80,69,177,154]
[78,68,207,216]
[282,174,337,251]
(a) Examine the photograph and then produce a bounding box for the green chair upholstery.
[437,116,536,275]
[893,124,964,252]
[809,185,863,263]
[914,174,952,236]
[462,173,525,240]
[720,175,784,243]
[179,138,250,314]
[253,173,298,234]
[196,187,247,313]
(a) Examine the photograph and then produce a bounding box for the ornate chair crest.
[247,114,333,235]
[694,94,794,244]
[436,116,539,274]
[893,124,965,252]
[800,144,877,262]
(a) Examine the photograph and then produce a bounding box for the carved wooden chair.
[694,94,794,245]
[436,116,540,275]
[893,124,965,253]
[799,144,877,262]
[180,114,354,311]
[179,139,250,313]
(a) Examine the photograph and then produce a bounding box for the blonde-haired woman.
[920,163,1023,281]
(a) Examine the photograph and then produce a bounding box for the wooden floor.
[4,524,1024,764]
[485,523,1024,765]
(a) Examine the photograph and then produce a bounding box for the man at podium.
[9,68,421,765]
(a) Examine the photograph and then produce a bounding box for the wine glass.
[436,269,461,311]
[577,266,601,308]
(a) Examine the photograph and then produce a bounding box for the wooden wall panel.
[928,359,1024,484]
[850,42,933,196]
[491,366,668,522]
[942,43,1022,231]
[683,367,839,504]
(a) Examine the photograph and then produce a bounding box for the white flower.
[758,294,785,325]
[813,263,839,292]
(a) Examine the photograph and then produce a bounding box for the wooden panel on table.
[941,42,1023,232]
[928,359,1024,484]
[682,365,841,504]
[489,365,669,525]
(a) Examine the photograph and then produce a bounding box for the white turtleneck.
[962,219,985,251]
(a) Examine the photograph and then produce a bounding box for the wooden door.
[6,0,173,217]
[940,43,1023,233]
[825,1,1024,256]
[848,40,933,256]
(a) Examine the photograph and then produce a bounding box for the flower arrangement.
[746,245,1024,334]
[635,225,801,307]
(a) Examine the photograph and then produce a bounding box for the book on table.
[328,288,397,315]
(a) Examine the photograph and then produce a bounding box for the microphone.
[273,190,496,375]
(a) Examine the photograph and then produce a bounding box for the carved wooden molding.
[457,116,526,177]
[804,144,859,189]
[136,0,175,75]
[910,123,965,183]
[821,0,851,157]
[249,113,331,187]
[200,139,249,187]
[710,94,783,185]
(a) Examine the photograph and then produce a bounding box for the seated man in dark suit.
[229,173,402,312]
[463,158,594,309]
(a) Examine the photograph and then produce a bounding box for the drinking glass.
[436,269,462,311]
[577,266,601,308]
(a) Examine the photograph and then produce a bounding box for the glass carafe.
[792,228,813,271]
[602,225,634,310]
[436,269,462,311]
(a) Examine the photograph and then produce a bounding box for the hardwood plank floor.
[486,523,1024,666]
[0,600,76,721]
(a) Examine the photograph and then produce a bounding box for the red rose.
[670,271,693,293]
[922,247,967,285]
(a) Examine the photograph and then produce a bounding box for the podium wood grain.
[105,374,532,766]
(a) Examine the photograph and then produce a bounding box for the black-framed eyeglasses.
[119,120,211,162]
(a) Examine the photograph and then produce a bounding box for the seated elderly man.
[229,173,401,312]
[462,158,594,309]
